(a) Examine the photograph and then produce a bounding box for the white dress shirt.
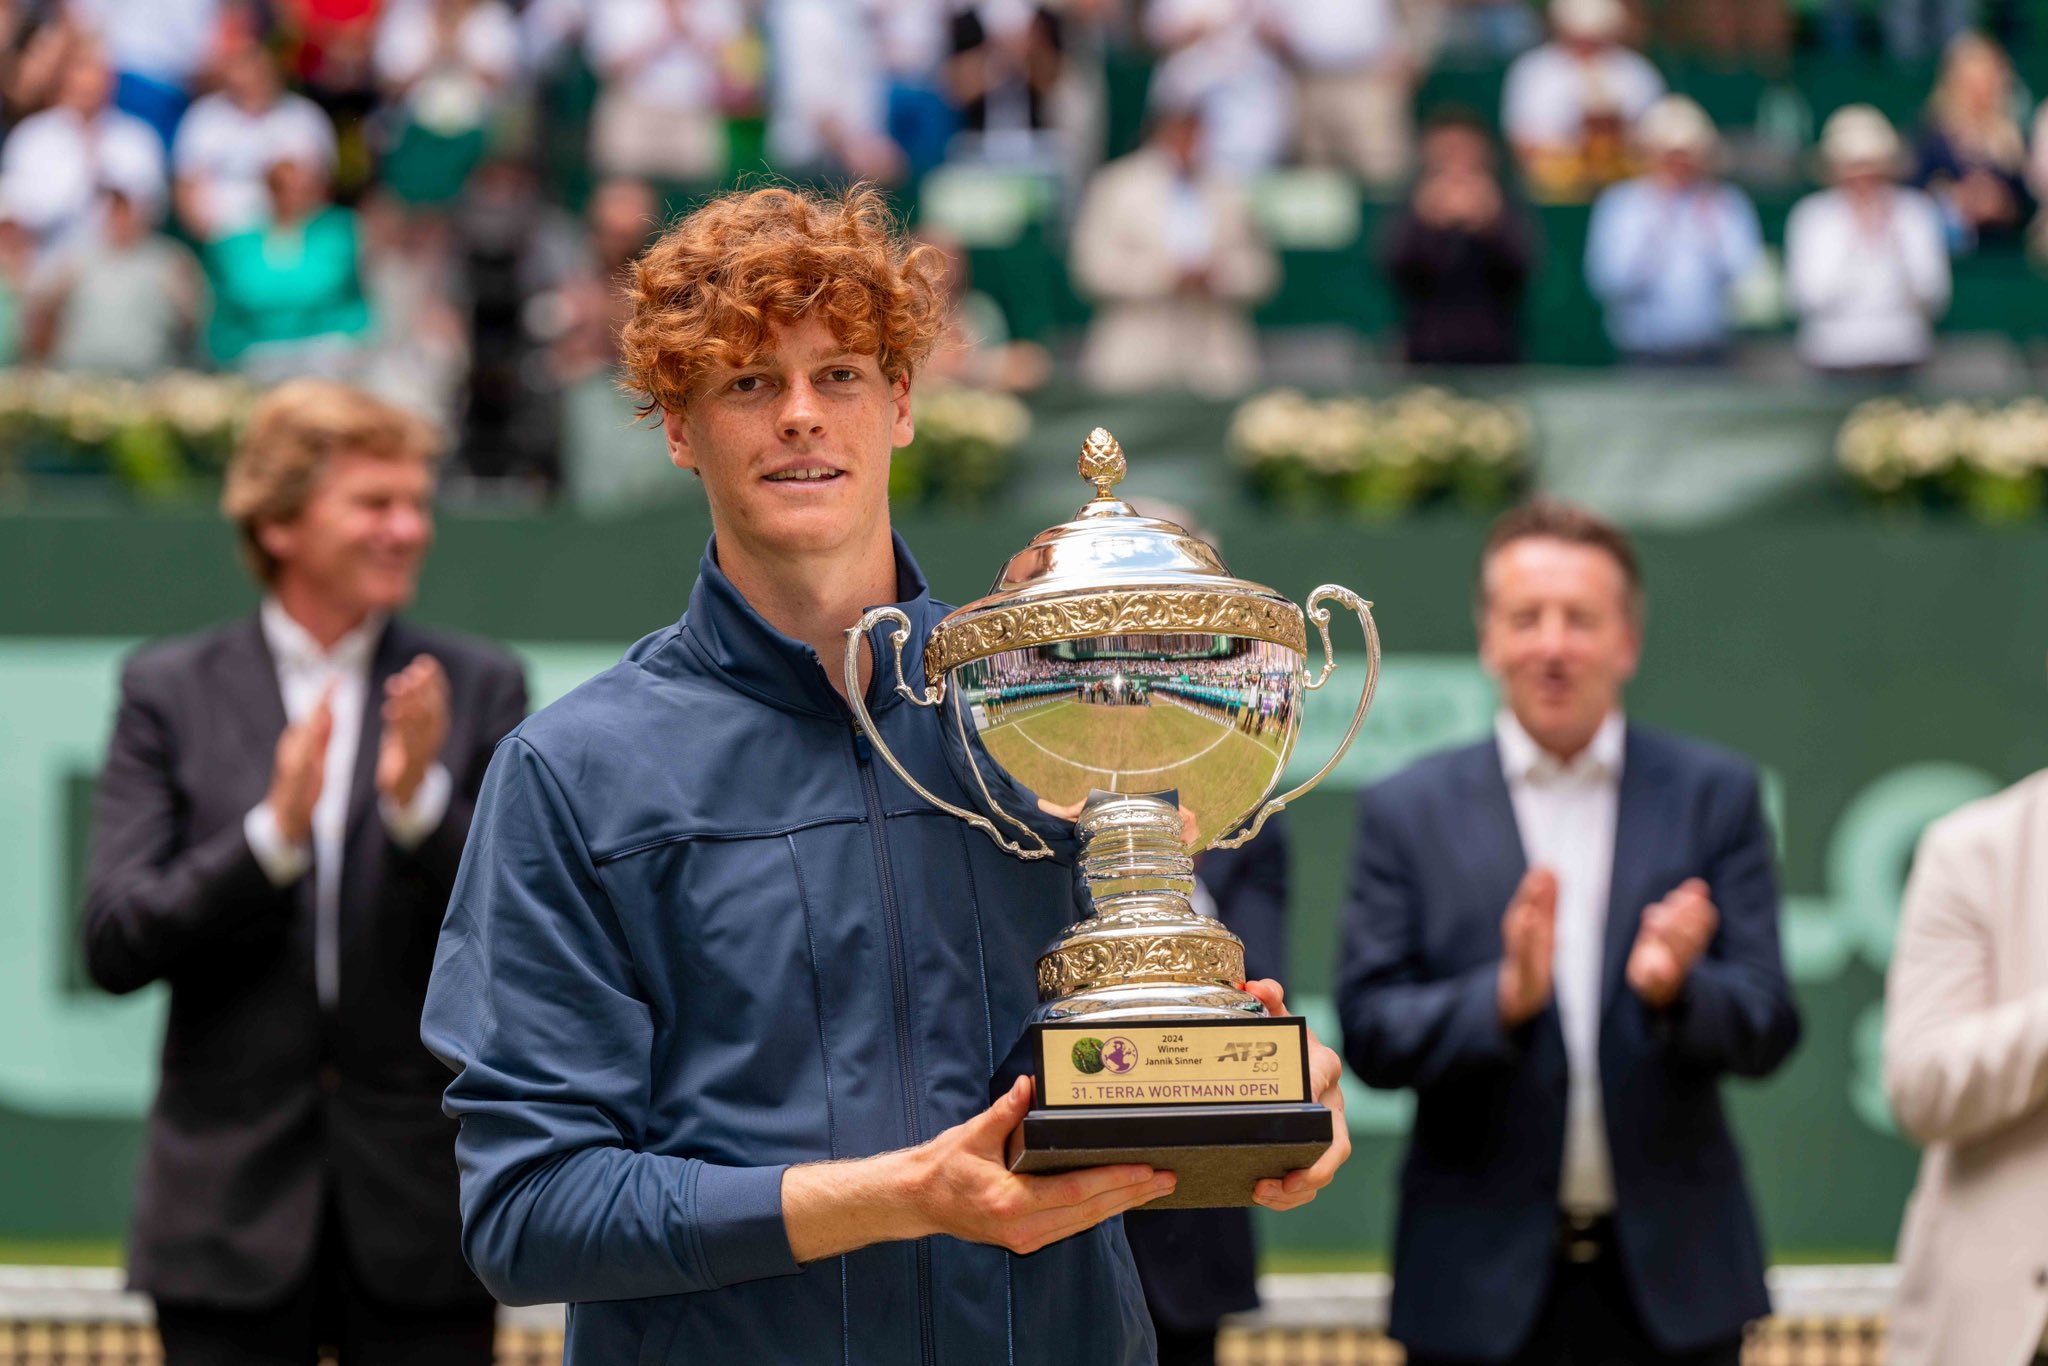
[243,599,450,1010]
[1497,708,1626,1215]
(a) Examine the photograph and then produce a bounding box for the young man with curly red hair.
[423,185,1346,1364]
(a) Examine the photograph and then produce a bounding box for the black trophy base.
[1004,1102,1333,1209]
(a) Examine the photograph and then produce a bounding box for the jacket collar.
[681,531,937,720]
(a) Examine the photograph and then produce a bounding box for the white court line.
[987,700,1254,781]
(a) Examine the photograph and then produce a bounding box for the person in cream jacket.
[1068,101,1276,396]
[1885,767,2048,1366]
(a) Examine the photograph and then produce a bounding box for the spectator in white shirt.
[1585,96,1762,364]
[64,0,220,145]
[764,0,903,183]
[373,0,520,132]
[1145,0,1293,179]
[0,35,164,256]
[1786,104,1950,376]
[1501,0,1664,201]
[1258,0,1413,187]
[172,41,336,241]
[584,0,743,184]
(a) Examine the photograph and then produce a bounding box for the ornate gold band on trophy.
[845,429,1380,1207]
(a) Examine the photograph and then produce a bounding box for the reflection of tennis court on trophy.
[978,697,1288,838]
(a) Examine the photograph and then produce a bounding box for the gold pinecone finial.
[1080,427,1126,499]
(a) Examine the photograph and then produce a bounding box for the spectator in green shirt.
[204,154,369,379]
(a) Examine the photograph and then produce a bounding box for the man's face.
[1655,148,1703,185]
[59,49,111,114]
[1422,125,1494,177]
[663,313,912,567]
[260,450,435,618]
[1478,537,1640,757]
[222,45,279,108]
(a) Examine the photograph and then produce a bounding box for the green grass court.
[978,698,1290,846]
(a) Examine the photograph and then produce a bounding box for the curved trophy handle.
[843,608,1056,861]
[1208,585,1380,851]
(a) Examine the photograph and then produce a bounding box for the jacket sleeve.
[1208,185,1278,304]
[1657,768,1802,1078]
[1883,816,2048,1146]
[392,653,529,885]
[1337,785,1522,1092]
[422,735,799,1306]
[1068,168,1178,303]
[82,654,288,995]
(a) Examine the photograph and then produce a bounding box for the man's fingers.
[1242,978,1287,1016]
[961,1075,1033,1148]
[1014,1161,1165,1217]
[1516,866,1559,919]
[1527,904,1555,961]
[1628,939,1681,1003]
[1258,1054,1353,1210]
[1308,1046,1341,1101]
[1008,1170,1176,1249]
[387,656,443,700]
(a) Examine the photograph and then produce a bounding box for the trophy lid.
[925,429,1306,681]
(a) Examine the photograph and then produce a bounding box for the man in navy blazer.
[1337,500,1800,1366]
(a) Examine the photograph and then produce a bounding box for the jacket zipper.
[852,723,938,1366]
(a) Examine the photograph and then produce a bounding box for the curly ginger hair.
[620,184,949,417]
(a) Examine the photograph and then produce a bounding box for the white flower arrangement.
[1836,397,2048,521]
[0,369,258,497]
[893,382,1033,505]
[1228,386,1531,515]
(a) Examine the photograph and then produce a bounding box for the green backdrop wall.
[4,500,2046,1263]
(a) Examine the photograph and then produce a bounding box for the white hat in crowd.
[1636,96,1719,158]
[1819,104,1903,174]
[1550,0,1629,40]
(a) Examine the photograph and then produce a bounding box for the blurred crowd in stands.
[0,0,2045,491]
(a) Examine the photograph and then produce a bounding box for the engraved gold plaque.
[1036,1020,1310,1109]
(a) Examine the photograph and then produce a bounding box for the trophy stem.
[1075,793,1195,920]
[1029,793,1264,1024]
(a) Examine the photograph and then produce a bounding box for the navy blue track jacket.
[423,536,1154,1364]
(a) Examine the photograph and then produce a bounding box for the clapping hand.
[1497,867,1559,1028]
[266,684,334,846]
[1626,878,1718,1009]
[377,654,449,806]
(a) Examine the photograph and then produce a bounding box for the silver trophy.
[845,429,1380,1205]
